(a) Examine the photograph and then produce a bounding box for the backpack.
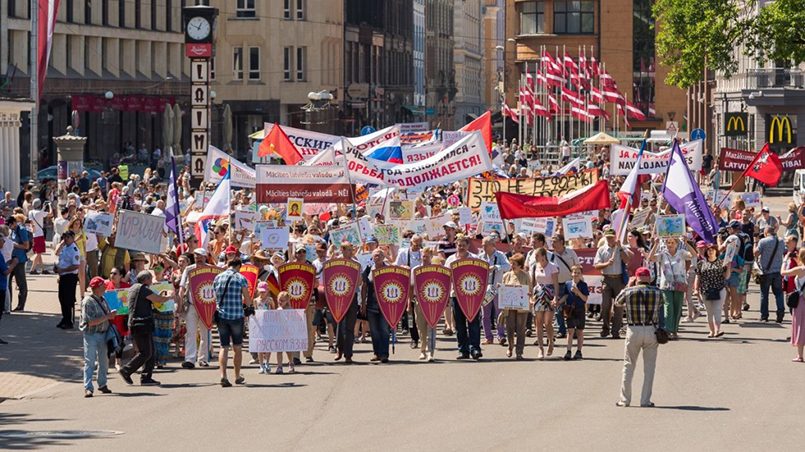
[738,232,754,263]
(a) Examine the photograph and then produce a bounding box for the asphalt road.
[1,195,803,452]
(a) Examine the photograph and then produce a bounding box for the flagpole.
[30,0,39,181]
[617,135,649,244]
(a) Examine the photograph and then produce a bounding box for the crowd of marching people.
[1,138,804,407]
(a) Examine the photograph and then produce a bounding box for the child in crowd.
[254,282,274,374]
[275,291,295,374]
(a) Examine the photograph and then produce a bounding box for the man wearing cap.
[439,221,459,258]
[335,241,360,363]
[594,228,633,339]
[55,230,81,329]
[119,270,174,386]
[755,206,779,232]
[615,267,664,408]
[755,225,786,322]
[178,248,213,368]
[80,277,116,397]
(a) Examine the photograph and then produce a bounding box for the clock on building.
[187,16,212,41]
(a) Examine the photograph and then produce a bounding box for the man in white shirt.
[550,235,580,338]
[479,236,510,345]
[395,234,424,347]
[178,248,212,368]
[27,199,50,274]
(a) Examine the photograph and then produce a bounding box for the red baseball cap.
[224,245,238,254]
[635,267,651,278]
[89,276,106,289]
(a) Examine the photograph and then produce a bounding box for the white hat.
[193,247,208,256]
[443,221,459,229]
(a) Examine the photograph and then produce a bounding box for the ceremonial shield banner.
[240,264,259,297]
[373,265,412,328]
[278,262,316,309]
[450,258,489,321]
[323,259,361,323]
[189,266,223,329]
[414,265,452,328]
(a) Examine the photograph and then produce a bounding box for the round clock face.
[187,16,211,41]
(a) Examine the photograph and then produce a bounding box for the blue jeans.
[367,309,390,359]
[759,273,784,319]
[83,332,108,392]
[555,309,567,335]
[452,298,481,355]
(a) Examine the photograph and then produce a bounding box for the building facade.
[504,0,687,134]
[482,0,505,110]
[453,0,485,124]
[1,0,189,177]
[425,0,456,130]
[209,0,343,154]
[413,0,426,110]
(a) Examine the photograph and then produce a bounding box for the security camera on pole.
[183,5,218,187]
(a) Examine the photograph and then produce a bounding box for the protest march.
[5,111,805,402]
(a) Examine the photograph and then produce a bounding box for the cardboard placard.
[498,285,529,311]
[114,209,166,254]
[655,214,687,238]
[248,309,309,353]
[84,211,114,236]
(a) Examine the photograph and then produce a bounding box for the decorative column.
[52,126,88,207]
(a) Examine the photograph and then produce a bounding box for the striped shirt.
[615,283,662,326]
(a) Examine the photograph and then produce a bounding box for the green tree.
[744,0,805,66]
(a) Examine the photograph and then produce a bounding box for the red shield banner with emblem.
[373,265,411,328]
[279,262,316,309]
[323,259,361,323]
[450,258,489,321]
[414,265,452,328]
[239,264,259,297]
[189,265,223,329]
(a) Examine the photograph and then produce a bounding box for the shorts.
[33,236,46,254]
[217,318,244,347]
[737,268,750,295]
[566,315,586,330]
[725,271,741,288]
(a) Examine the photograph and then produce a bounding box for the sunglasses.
[110,271,119,275]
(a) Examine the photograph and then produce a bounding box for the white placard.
[234,209,258,231]
[329,222,362,247]
[739,192,761,208]
[498,285,530,311]
[114,210,166,254]
[259,227,289,251]
[480,202,502,222]
[248,309,309,353]
[562,216,593,239]
[457,207,473,227]
[84,211,114,236]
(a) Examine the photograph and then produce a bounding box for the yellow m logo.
[769,116,792,144]
[726,116,745,132]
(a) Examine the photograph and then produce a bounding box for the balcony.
[719,68,805,92]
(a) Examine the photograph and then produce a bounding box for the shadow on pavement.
[0,412,116,450]
[654,405,730,411]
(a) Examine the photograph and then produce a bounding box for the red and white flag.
[532,99,552,119]
[589,56,600,77]
[561,87,584,107]
[617,104,631,128]
[37,0,61,100]
[563,52,579,75]
[502,103,519,124]
[588,104,611,120]
[625,102,647,121]
[590,87,605,104]
[571,106,595,123]
[547,93,559,113]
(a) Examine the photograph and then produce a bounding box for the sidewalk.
[0,253,84,401]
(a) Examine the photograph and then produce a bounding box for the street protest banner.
[114,209,165,254]
[401,142,441,164]
[256,123,339,162]
[373,265,412,328]
[414,265,453,328]
[240,264,259,297]
[629,208,652,230]
[609,140,702,176]
[234,209,257,231]
[329,222,362,247]
[248,309,309,353]
[278,262,316,309]
[467,170,599,209]
[397,122,430,134]
[575,248,602,305]
[323,259,361,323]
[719,146,805,172]
[256,163,353,204]
[206,145,257,188]
[498,285,529,311]
[189,265,223,329]
[496,180,611,219]
[259,227,289,251]
[84,211,114,236]
[450,258,489,322]
[655,214,687,238]
[374,224,401,246]
[389,200,413,221]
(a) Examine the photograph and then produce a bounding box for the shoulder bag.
[787,278,804,309]
[128,285,155,332]
[95,295,124,355]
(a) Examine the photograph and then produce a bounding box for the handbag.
[704,287,722,300]
[655,327,670,344]
[787,279,805,309]
[95,295,124,354]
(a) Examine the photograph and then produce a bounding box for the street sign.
[346,83,369,99]
[191,108,209,130]
[666,121,679,137]
[191,60,209,82]
[191,85,208,106]
[690,128,706,141]
[360,125,376,136]
[191,131,208,155]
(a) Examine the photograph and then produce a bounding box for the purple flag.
[662,140,719,243]
[165,156,183,244]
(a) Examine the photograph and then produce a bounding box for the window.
[248,47,260,80]
[283,47,292,81]
[519,1,544,35]
[296,47,306,81]
[66,0,74,23]
[85,0,92,24]
[102,0,109,25]
[553,0,594,34]
[283,0,292,19]
[237,0,256,18]
[119,0,126,27]
[135,0,142,29]
[296,0,305,20]
[233,47,243,80]
[151,0,158,30]
[166,0,173,31]
[210,57,215,80]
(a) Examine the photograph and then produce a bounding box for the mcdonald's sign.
[768,115,793,145]
[724,112,748,137]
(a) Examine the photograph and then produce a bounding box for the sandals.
[792,357,804,362]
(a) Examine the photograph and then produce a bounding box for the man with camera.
[213,259,253,387]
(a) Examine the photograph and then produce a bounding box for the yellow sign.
[769,115,793,144]
[119,164,129,180]
[466,170,599,209]
[725,112,747,136]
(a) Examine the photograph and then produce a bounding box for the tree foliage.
[653,0,805,89]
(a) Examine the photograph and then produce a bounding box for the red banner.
[70,94,175,113]
[719,146,805,172]
[278,262,316,309]
[239,264,259,297]
[323,259,361,323]
[496,180,611,219]
[450,258,489,322]
[414,265,452,328]
[373,265,411,328]
[189,265,223,329]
